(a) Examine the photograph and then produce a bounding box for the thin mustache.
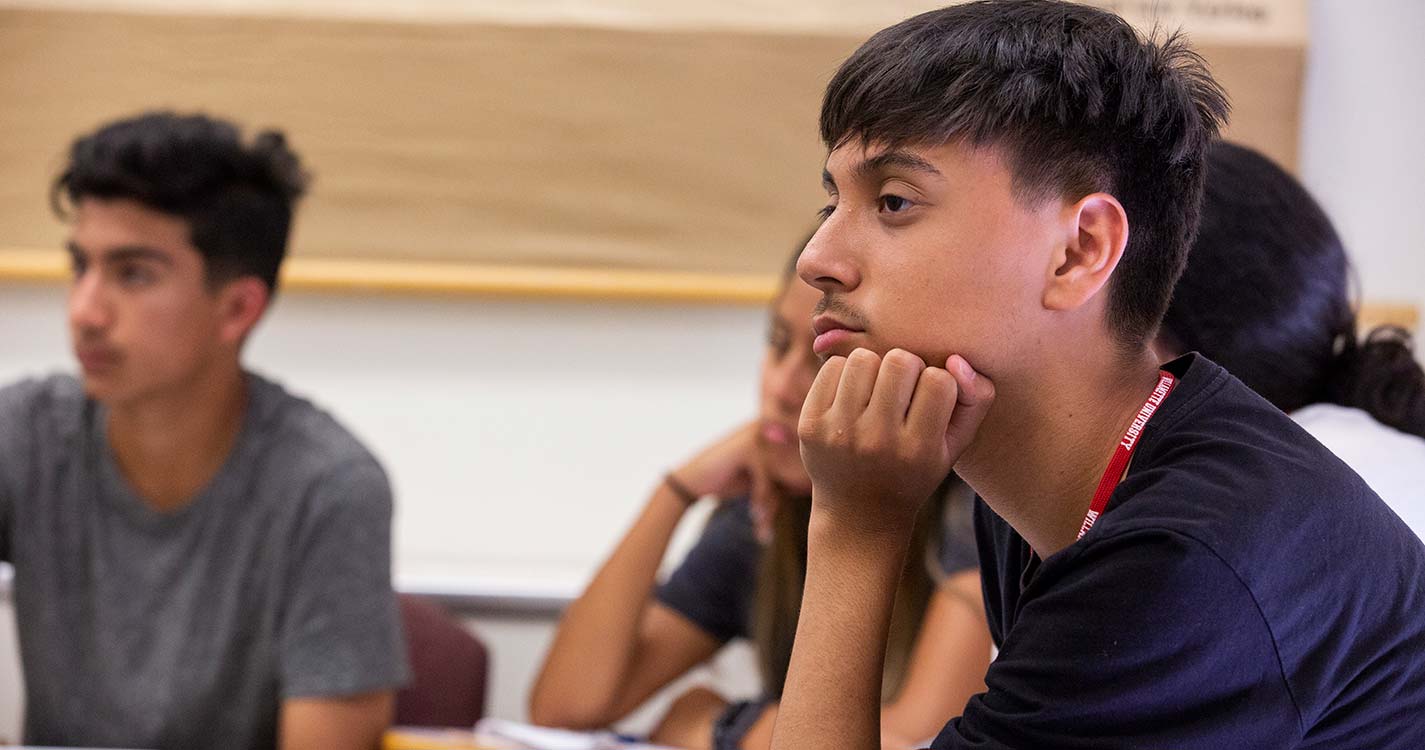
[812,295,869,332]
[73,331,116,351]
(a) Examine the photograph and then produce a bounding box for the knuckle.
[921,366,952,388]
[848,348,880,369]
[885,348,926,374]
[797,415,823,441]
[916,368,954,403]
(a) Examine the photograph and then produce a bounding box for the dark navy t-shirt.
[931,354,1425,749]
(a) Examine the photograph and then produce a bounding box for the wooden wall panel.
[0,1,1308,284]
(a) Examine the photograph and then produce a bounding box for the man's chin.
[78,372,127,403]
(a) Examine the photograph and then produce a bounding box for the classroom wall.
[1299,0,1425,325]
[1,0,1423,739]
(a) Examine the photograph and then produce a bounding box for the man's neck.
[106,363,248,513]
[956,345,1165,559]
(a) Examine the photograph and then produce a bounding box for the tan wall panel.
[0,0,1311,42]
[0,9,850,274]
[0,5,1305,279]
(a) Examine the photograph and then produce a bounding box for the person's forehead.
[69,197,194,259]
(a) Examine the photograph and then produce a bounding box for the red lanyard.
[1077,370,1178,540]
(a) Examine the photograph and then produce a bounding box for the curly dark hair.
[52,111,309,292]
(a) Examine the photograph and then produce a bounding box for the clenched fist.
[797,348,994,537]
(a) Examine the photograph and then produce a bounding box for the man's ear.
[1042,192,1129,312]
[216,276,270,346]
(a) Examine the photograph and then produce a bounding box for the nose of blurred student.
[68,265,114,341]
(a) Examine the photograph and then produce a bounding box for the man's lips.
[811,315,865,356]
[75,347,121,372]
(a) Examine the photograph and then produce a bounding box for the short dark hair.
[1163,141,1425,437]
[820,0,1230,349]
[52,111,309,292]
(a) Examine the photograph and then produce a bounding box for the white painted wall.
[0,285,767,589]
[1300,0,1425,332]
[2,0,1425,741]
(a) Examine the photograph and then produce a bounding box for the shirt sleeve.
[0,379,44,564]
[279,456,411,698]
[655,499,760,643]
[929,528,1301,749]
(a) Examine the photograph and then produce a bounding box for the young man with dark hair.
[0,112,408,749]
[771,2,1425,748]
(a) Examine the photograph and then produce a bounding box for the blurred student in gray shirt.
[0,111,409,750]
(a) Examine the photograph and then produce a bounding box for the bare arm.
[879,570,991,749]
[529,425,757,728]
[771,350,994,750]
[279,692,393,750]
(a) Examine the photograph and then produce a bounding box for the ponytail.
[1325,325,1425,438]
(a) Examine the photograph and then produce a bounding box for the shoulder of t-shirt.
[0,375,84,506]
[242,371,390,497]
[0,374,88,448]
[1125,354,1378,532]
[1096,354,1398,591]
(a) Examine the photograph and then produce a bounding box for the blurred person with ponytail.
[529,240,991,750]
[1158,140,1425,537]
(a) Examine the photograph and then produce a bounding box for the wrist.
[805,511,909,595]
[807,496,918,555]
[662,472,702,507]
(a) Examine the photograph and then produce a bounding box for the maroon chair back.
[395,594,490,727]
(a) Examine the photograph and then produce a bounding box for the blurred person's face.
[66,198,251,406]
[799,140,1063,381]
[757,277,821,494]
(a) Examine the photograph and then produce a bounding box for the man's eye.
[767,333,790,354]
[816,204,836,221]
[879,194,913,213]
[118,265,155,286]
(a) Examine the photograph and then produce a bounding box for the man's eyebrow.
[822,150,944,191]
[106,246,174,266]
[66,241,174,266]
[852,150,944,180]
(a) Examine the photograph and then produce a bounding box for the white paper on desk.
[474,718,674,750]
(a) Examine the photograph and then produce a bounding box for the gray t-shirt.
[0,373,410,749]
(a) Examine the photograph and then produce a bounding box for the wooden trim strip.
[1359,302,1420,332]
[1,248,1413,330]
[0,247,779,305]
